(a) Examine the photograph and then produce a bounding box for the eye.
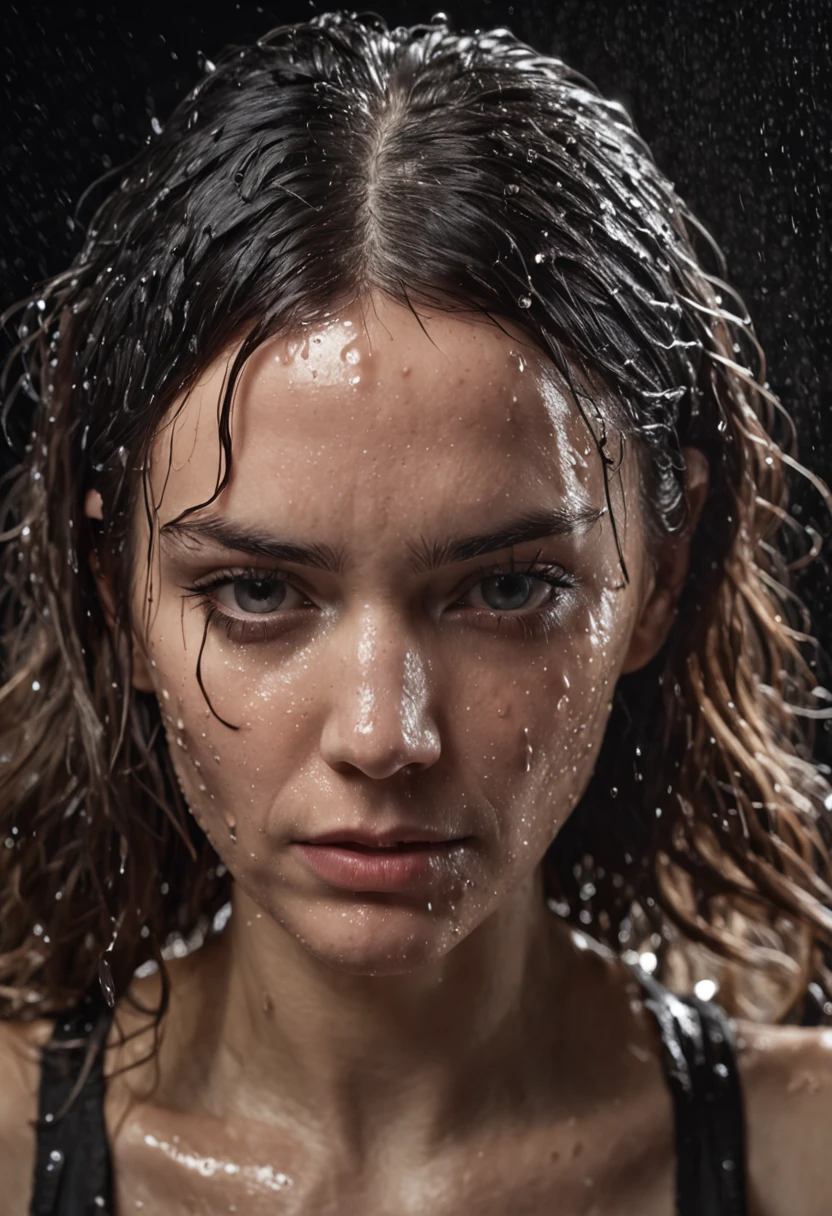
[180,568,316,645]
[213,577,304,616]
[448,563,577,638]
[454,561,578,617]
[463,571,564,614]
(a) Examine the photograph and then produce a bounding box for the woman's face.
[127,293,664,974]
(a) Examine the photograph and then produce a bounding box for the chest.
[109,1101,677,1216]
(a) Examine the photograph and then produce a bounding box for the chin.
[287,901,460,976]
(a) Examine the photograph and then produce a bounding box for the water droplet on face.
[521,726,533,773]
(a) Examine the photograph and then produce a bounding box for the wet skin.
[127,292,681,977]
[5,294,832,1214]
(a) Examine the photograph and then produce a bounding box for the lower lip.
[294,840,469,892]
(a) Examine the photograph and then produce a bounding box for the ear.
[84,489,155,694]
[620,446,710,676]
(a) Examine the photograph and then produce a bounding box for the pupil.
[481,574,532,611]
[235,579,285,614]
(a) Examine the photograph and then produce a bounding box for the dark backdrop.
[3,0,830,756]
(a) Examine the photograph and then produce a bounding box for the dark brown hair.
[2,11,831,1031]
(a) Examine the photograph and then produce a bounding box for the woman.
[1,11,831,1214]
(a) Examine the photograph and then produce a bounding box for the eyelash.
[181,555,578,645]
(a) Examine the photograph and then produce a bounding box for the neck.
[151,870,594,1162]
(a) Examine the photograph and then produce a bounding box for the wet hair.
[2,10,832,1031]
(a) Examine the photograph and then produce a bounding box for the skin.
[1,291,831,1214]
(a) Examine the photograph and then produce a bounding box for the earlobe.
[128,646,156,694]
[620,446,710,676]
[620,584,678,675]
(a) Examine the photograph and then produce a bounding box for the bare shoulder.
[736,1018,832,1216]
[0,1017,53,1213]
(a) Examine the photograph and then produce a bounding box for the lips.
[293,828,470,892]
[301,828,462,849]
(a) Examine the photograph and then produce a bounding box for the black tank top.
[28,969,748,1216]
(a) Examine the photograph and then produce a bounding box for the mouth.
[293,831,471,892]
[308,839,444,852]
[299,828,466,849]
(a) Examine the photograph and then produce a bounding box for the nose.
[319,612,441,779]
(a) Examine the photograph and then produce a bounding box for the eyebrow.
[160,503,607,574]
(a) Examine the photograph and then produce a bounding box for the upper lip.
[300,828,466,848]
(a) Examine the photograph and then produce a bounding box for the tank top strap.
[635,968,748,1216]
[30,989,114,1216]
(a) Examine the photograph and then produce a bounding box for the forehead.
[151,295,616,527]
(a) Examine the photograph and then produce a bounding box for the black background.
[3,0,831,753]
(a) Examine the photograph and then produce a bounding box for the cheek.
[147,625,318,846]
[453,594,624,849]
